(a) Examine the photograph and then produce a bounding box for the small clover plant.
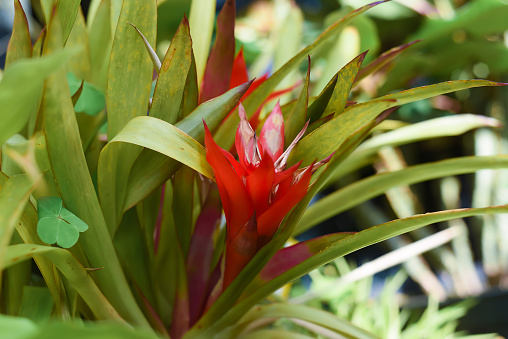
[37,196,88,248]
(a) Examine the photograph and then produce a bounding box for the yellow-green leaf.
[110,116,213,179]
[150,17,193,124]
[5,0,32,68]
[107,0,157,139]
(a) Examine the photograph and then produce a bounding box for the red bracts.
[204,103,324,289]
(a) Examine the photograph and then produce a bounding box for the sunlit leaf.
[110,116,213,179]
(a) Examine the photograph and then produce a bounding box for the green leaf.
[5,0,32,68]
[0,315,37,339]
[40,0,80,45]
[1,170,63,311]
[0,174,35,270]
[306,74,338,124]
[0,50,75,146]
[18,287,54,325]
[322,51,367,118]
[107,0,157,139]
[3,244,124,322]
[296,155,508,235]
[150,17,192,124]
[284,58,310,146]
[0,315,159,339]
[331,114,502,182]
[113,208,155,305]
[213,1,387,150]
[232,304,381,339]
[290,80,507,167]
[37,196,88,248]
[88,0,112,89]
[238,330,314,339]
[188,0,216,87]
[65,8,92,81]
[110,116,213,179]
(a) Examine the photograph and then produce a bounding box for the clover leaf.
[37,197,88,248]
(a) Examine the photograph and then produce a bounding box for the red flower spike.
[204,103,329,291]
[259,102,285,161]
[204,123,254,238]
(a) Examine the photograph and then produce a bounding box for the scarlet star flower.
[204,102,330,288]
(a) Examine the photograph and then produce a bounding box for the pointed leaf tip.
[128,23,161,72]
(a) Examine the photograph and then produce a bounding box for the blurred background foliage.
[1,0,508,337]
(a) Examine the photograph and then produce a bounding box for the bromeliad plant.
[1,0,508,338]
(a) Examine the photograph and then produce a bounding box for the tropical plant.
[1,0,507,338]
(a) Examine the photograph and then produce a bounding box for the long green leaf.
[99,0,157,235]
[110,116,213,178]
[296,156,508,235]
[323,51,367,118]
[290,80,506,166]
[41,12,149,327]
[0,50,75,146]
[88,0,112,89]
[236,330,314,339]
[188,0,216,87]
[18,287,54,324]
[284,58,310,145]
[40,0,80,44]
[150,17,193,124]
[5,0,32,67]
[3,244,124,323]
[234,303,380,339]
[0,174,34,273]
[107,0,156,139]
[331,114,502,182]
[1,170,62,312]
[213,1,387,150]
[65,8,92,81]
